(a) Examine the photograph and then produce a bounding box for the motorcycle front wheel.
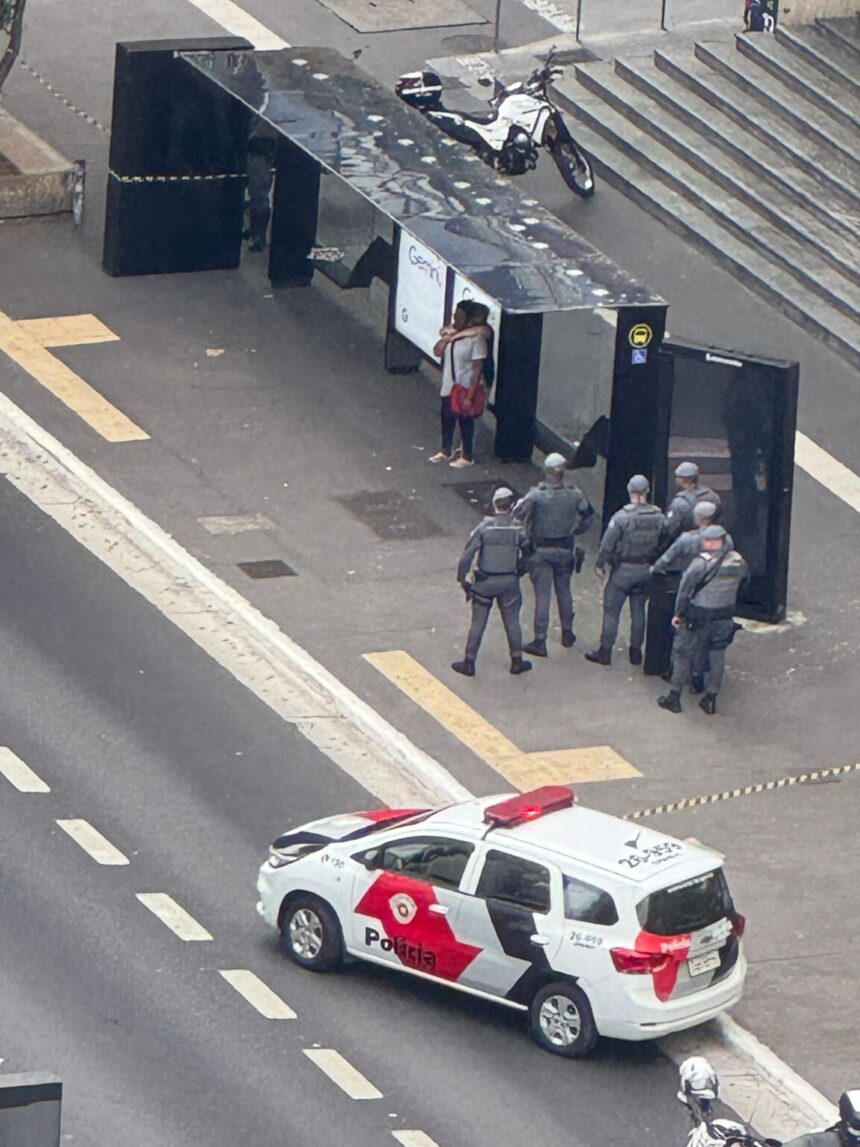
[551,138,595,198]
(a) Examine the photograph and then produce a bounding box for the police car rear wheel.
[282,896,343,972]
[530,982,596,1057]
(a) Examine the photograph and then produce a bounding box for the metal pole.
[492,0,502,52]
[576,0,583,42]
[660,0,667,30]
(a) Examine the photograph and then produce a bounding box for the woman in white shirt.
[430,301,490,468]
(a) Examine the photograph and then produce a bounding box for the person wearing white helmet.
[513,452,594,657]
[665,461,722,543]
[453,486,533,677]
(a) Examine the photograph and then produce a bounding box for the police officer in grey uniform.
[514,452,594,657]
[585,475,666,667]
[658,525,747,714]
[665,461,722,543]
[651,501,733,691]
[453,487,532,678]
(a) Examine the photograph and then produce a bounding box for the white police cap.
[544,452,566,470]
[493,486,515,503]
[675,460,699,478]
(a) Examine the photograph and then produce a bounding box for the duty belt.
[534,536,574,548]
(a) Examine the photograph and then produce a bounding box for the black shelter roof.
[181,46,664,314]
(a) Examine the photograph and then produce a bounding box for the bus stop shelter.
[103,39,796,627]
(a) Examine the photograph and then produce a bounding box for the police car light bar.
[484,786,574,827]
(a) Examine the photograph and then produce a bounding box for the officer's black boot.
[699,693,717,715]
[629,646,643,666]
[561,629,576,648]
[451,659,476,677]
[523,638,548,657]
[690,674,705,695]
[585,647,611,666]
[509,656,533,675]
[657,690,682,713]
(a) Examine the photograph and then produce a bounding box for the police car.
[256,786,746,1056]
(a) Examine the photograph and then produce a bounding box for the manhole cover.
[237,559,296,579]
[446,479,522,516]
[338,489,444,540]
[314,0,485,33]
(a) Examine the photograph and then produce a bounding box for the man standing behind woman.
[430,301,492,469]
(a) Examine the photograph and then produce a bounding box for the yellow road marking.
[15,314,120,348]
[218,970,297,1019]
[136,893,213,941]
[364,651,639,789]
[0,310,148,442]
[303,1049,383,1100]
[392,1134,440,1147]
[56,818,130,865]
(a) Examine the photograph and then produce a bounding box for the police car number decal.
[569,929,603,949]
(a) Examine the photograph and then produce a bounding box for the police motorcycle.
[395,49,595,198]
[677,1057,860,1147]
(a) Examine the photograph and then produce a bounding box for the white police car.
[256,786,746,1056]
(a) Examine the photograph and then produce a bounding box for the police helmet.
[493,486,515,505]
[627,474,650,494]
[694,501,718,520]
[702,525,727,541]
[688,1120,752,1147]
[679,1056,720,1102]
[676,460,700,478]
[839,1092,860,1142]
[544,452,567,471]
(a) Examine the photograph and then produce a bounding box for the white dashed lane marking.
[218,970,296,1018]
[392,1133,441,1147]
[183,0,290,49]
[0,747,50,792]
[56,819,129,865]
[303,1049,383,1099]
[136,893,213,941]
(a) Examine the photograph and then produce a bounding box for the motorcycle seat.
[456,108,500,125]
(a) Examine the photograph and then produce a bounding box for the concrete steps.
[775,23,860,99]
[553,20,860,369]
[574,59,860,289]
[815,14,860,58]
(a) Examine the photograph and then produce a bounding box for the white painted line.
[0,747,50,792]
[303,1049,383,1100]
[218,969,296,1018]
[56,819,129,865]
[136,893,213,941]
[796,431,860,515]
[0,390,468,808]
[393,1133,440,1147]
[183,0,290,50]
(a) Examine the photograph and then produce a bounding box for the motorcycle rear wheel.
[551,139,595,198]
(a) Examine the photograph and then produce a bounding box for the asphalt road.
[0,0,857,1133]
[0,478,685,1147]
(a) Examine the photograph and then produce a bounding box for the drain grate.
[446,479,522,517]
[338,489,444,541]
[237,559,296,579]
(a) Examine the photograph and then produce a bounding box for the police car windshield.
[637,869,733,935]
[342,809,436,841]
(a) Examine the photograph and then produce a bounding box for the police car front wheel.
[529,982,596,1057]
[282,895,343,972]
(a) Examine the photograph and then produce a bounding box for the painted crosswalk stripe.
[0,747,50,792]
[183,0,290,49]
[136,893,213,941]
[218,970,296,1018]
[392,1133,441,1147]
[303,1049,383,1099]
[56,819,129,865]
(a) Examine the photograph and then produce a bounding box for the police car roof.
[428,796,721,886]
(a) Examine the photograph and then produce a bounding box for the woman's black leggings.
[441,395,475,461]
